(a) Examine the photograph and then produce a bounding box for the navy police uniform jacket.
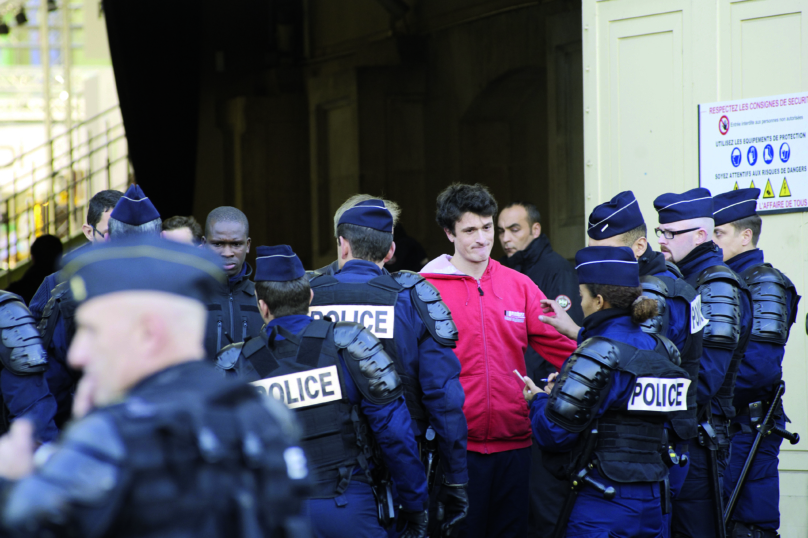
[676,242,752,417]
[311,260,468,485]
[223,314,428,512]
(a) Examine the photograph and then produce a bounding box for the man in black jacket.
[497,200,583,538]
[201,207,264,359]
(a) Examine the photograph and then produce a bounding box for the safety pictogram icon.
[779,178,791,198]
[762,179,775,199]
[733,182,739,190]
[749,180,756,189]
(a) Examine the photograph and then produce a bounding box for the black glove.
[397,508,428,538]
[436,481,469,537]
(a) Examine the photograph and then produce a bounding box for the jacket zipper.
[228,292,235,342]
[242,317,248,340]
[216,319,222,351]
[477,278,490,454]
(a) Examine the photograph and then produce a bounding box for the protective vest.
[689,265,748,418]
[739,263,800,346]
[37,281,77,352]
[219,320,402,499]
[639,274,702,440]
[546,335,690,483]
[308,271,457,426]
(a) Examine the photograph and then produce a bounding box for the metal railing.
[0,104,131,273]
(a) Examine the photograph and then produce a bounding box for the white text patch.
[690,295,710,334]
[252,366,342,409]
[627,377,691,413]
[309,305,395,338]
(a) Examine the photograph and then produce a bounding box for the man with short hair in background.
[201,206,264,359]
[162,215,204,246]
[497,200,583,537]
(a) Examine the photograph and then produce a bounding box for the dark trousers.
[462,447,530,538]
[527,444,567,537]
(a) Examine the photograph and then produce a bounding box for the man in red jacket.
[421,183,577,538]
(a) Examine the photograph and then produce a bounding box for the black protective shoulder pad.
[334,321,402,405]
[696,266,743,349]
[216,342,245,371]
[309,274,339,289]
[0,296,48,375]
[741,263,793,345]
[544,337,621,433]
[666,261,684,279]
[393,272,458,347]
[640,274,669,297]
[652,334,682,366]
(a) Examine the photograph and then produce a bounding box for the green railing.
[0,104,130,274]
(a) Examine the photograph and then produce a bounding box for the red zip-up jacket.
[421,255,577,454]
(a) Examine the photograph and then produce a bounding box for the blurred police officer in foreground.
[217,244,429,538]
[307,198,469,537]
[202,207,264,359]
[653,188,752,538]
[0,236,311,537]
[37,184,159,428]
[526,246,690,537]
[712,189,800,538]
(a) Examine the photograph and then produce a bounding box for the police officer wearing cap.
[652,188,752,538]
[0,236,311,536]
[306,198,469,536]
[216,245,429,538]
[525,246,690,537]
[712,188,800,538]
[37,184,162,427]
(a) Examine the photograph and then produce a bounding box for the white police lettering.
[690,295,709,334]
[627,377,691,412]
[251,366,342,409]
[308,305,395,338]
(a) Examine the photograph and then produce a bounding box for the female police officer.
[524,246,691,537]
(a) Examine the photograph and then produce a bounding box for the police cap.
[255,245,305,282]
[653,188,714,224]
[337,199,394,233]
[575,246,640,287]
[59,236,225,303]
[587,190,645,240]
[712,188,759,226]
[110,184,160,225]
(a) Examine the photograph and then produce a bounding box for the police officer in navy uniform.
[653,188,752,538]
[306,198,469,536]
[37,184,162,428]
[525,246,691,537]
[0,236,311,537]
[217,244,429,538]
[712,188,800,538]
[584,191,703,535]
[0,291,58,442]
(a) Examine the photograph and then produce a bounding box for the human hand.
[523,376,541,403]
[539,299,580,339]
[436,482,468,536]
[0,420,35,480]
[543,372,559,395]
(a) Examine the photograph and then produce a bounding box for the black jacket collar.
[637,244,667,277]
[501,234,551,271]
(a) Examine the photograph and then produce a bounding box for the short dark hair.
[205,206,250,237]
[87,190,124,228]
[503,201,541,227]
[730,215,762,246]
[620,223,648,247]
[108,217,163,238]
[255,276,311,318]
[436,183,498,234]
[336,222,393,263]
[163,215,204,245]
